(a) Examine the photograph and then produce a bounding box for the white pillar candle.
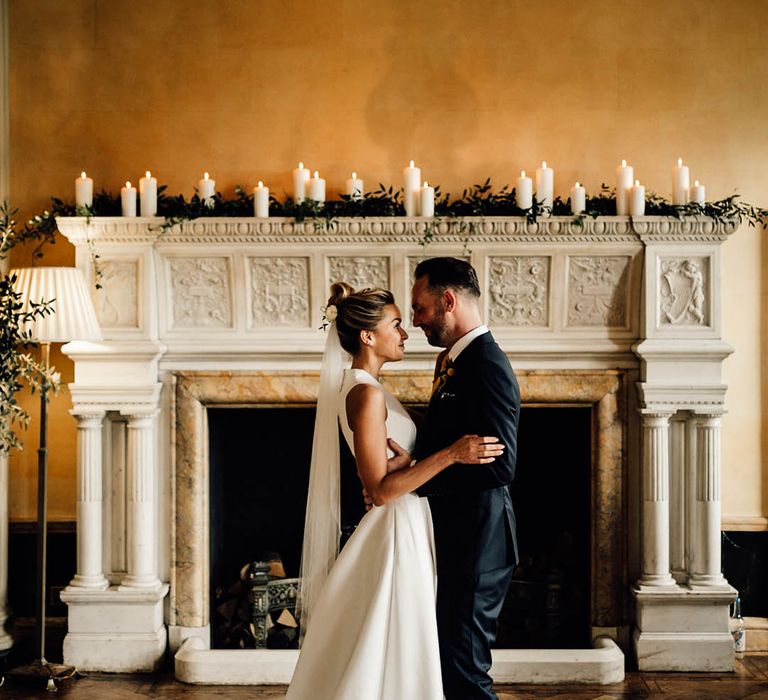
[293,162,310,203]
[120,181,137,217]
[75,171,93,208]
[672,157,690,205]
[535,160,554,209]
[403,160,422,216]
[198,171,215,205]
[345,171,364,200]
[307,170,326,203]
[629,179,645,217]
[570,181,586,215]
[420,180,435,217]
[139,170,157,216]
[254,180,269,218]
[690,179,705,205]
[616,159,633,215]
[516,170,533,210]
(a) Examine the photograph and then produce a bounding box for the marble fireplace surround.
[172,368,626,684]
[54,215,737,682]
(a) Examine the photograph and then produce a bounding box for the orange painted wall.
[8,0,768,521]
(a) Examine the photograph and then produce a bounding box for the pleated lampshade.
[10,267,102,342]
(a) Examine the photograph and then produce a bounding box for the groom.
[410,257,520,700]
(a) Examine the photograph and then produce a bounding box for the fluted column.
[689,413,728,588]
[639,411,677,588]
[0,449,13,649]
[119,412,161,590]
[69,411,109,589]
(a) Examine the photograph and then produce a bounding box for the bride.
[286,283,503,700]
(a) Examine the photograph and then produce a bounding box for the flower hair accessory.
[320,304,338,330]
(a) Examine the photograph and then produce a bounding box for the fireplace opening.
[497,405,592,649]
[207,403,592,650]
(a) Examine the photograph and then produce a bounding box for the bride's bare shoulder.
[346,383,386,425]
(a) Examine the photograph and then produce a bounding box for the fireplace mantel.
[55,215,737,680]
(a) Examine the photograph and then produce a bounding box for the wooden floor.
[1,656,768,699]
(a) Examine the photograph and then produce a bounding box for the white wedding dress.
[286,368,444,700]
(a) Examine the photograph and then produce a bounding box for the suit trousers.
[436,563,514,700]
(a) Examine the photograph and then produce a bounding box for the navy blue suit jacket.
[415,332,520,575]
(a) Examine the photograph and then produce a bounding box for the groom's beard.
[420,303,449,347]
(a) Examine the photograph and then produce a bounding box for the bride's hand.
[450,435,504,464]
[387,438,413,473]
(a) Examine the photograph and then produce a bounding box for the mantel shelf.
[56,215,738,246]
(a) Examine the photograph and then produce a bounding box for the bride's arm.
[348,384,503,507]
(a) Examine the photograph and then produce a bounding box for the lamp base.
[4,660,78,691]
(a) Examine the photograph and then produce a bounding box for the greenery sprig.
[0,204,60,454]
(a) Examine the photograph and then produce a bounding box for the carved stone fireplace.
[56,215,736,683]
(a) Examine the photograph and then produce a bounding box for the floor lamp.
[7,267,101,690]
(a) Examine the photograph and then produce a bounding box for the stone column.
[689,413,728,588]
[638,412,677,588]
[0,449,13,649]
[119,412,161,590]
[69,412,109,589]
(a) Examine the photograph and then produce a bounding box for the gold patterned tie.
[431,354,454,398]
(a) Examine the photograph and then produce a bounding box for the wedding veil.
[297,321,347,639]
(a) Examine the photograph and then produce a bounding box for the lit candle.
[629,179,645,217]
[616,159,633,215]
[570,181,586,215]
[420,180,435,218]
[672,157,690,205]
[75,171,93,208]
[516,170,533,210]
[535,160,554,210]
[403,160,422,216]
[254,180,270,218]
[139,170,157,216]
[345,171,364,200]
[198,171,215,205]
[293,162,310,203]
[120,181,137,217]
[689,179,706,205]
[307,170,326,203]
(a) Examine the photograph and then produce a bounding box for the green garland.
[18,179,768,254]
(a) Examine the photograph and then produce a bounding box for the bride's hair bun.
[327,281,354,309]
[327,282,395,354]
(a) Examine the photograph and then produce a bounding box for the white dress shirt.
[448,324,489,362]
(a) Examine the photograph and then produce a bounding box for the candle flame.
[126,181,132,188]
[146,170,151,178]
[80,171,87,179]
[299,162,304,169]
[314,171,319,179]
[635,180,640,187]
[423,181,429,188]
[204,172,209,180]
[694,180,700,187]
[621,159,627,167]
[352,172,357,179]
[258,180,263,188]
[542,161,547,168]
[575,181,581,188]
[677,158,683,166]
[520,170,526,178]
[409,160,415,168]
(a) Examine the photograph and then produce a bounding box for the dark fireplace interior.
[208,404,591,649]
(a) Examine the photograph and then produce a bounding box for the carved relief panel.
[328,256,389,291]
[248,257,310,328]
[168,257,232,329]
[92,259,139,329]
[487,256,550,326]
[567,255,631,328]
[659,256,709,327]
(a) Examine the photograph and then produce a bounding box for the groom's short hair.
[414,257,481,298]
